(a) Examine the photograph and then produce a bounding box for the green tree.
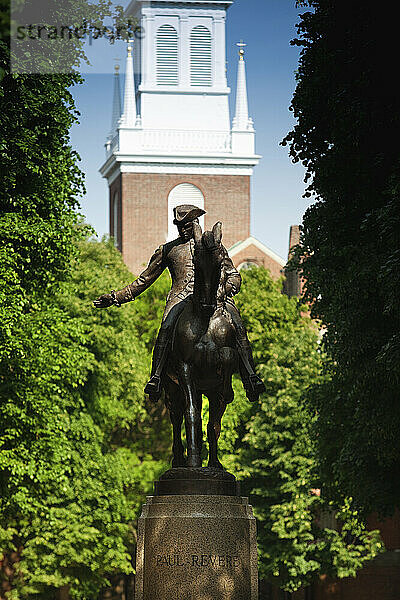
[282,1,400,515]
[0,234,170,599]
[215,268,382,592]
[1,11,88,592]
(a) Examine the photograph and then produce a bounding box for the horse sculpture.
[163,222,238,469]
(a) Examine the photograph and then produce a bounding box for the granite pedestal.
[135,469,258,600]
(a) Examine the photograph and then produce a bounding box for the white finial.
[108,60,121,140]
[237,40,246,60]
[120,39,140,128]
[232,40,254,132]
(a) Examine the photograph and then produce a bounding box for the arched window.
[238,261,259,271]
[156,25,179,86]
[167,183,205,241]
[190,26,212,87]
[112,191,119,248]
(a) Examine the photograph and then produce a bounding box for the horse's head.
[192,222,224,317]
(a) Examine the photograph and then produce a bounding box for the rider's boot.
[144,330,170,402]
[236,336,266,402]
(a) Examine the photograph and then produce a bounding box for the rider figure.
[94,204,265,402]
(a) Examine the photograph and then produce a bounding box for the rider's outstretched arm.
[94,246,166,308]
[113,245,166,305]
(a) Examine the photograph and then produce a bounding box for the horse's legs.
[177,362,202,468]
[206,347,235,469]
[165,379,186,468]
[171,410,185,468]
[207,392,226,470]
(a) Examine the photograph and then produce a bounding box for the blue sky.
[70,0,310,260]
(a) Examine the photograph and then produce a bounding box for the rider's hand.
[93,293,114,308]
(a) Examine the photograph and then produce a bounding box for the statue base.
[154,466,239,496]
[135,470,258,600]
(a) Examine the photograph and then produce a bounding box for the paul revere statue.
[94,205,265,403]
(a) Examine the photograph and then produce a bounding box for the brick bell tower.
[100,0,260,275]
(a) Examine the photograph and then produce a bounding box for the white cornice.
[138,86,231,95]
[107,167,121,186]
[127,0,233,11]
[100,152,260,179]
[99,159,256,179]
[120,163,254,175]
[115,153,261,163]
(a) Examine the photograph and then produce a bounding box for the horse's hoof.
[208,460,224,470]
[172,457,187,468]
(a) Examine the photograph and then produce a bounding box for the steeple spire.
[109,62,121,139]
[120,40,140,128]
[232,41,254,131]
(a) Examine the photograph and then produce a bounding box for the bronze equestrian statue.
[94,205,265,468]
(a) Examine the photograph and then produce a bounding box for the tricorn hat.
[173,204,206,226]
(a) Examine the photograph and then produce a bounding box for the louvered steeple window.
[190,26,212,87]
[156,25,179,86]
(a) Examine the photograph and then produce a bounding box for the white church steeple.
[232,42,254,132]
[231,40,256,156]
[120,40,141,128]
[108,63,121,140]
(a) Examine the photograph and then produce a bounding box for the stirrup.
[144,375,162,402]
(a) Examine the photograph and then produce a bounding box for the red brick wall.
[265,557,400,599]
[367,511,400,550]
[306,512,400,600]
[288,225,300,252]
[262,514,400,599]
[312,561,400,600]
[117,172,250,275]
[284,224,303,298]
[231,245,284,280]
[109,175,122,252]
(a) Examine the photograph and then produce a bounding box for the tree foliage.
[215,268,382,592]
[282,1,400,515]
[0,235,170,599]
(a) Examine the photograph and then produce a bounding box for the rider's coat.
[114,237,242,319]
